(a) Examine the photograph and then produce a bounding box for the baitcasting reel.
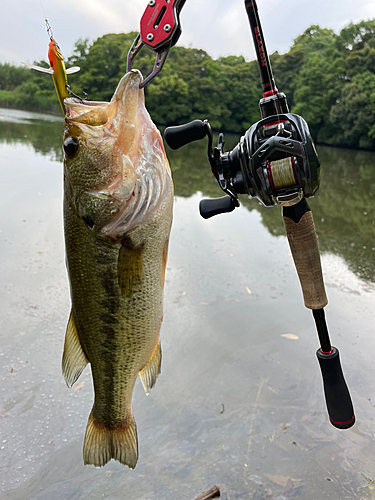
[164,111,320,219]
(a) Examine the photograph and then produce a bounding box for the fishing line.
[38,0,54,40]
[38,0,47,20]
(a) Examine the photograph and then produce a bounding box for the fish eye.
[63,137,79,157]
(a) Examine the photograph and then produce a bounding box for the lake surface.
[1,107,375,500]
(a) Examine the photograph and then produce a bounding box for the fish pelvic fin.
[140,339,162,395]
[62,311,89,388]
[83,411,138,469]
[118,238,145,298]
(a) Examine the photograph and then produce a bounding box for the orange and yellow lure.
[22,20,80,114]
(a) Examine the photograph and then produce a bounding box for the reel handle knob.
[164,120,206,150]
[317,347,355,429]
[199,196,237,219]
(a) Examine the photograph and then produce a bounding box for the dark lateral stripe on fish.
[97,266,121,419]
[94,244,115,265]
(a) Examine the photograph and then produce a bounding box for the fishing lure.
[22,20,80,113]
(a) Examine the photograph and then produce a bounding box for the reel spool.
[269,157,297,190]
[237,112,320,209]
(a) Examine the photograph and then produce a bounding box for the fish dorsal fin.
[66,66,80,75]
[62,311,89,388]
[21,62,54,74]
[139,339,162,395]
[118,238,144,298]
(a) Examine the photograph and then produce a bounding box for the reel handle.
[317,347,355,429]
[164,120,240,218]
[164,120,206,150]
[199,196,237,219]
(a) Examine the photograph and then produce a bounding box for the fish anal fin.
[139,339,162,395]
[62,311,88,388]
[83,410,138,469]
[118,238,144,298]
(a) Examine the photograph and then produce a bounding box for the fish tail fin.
[83,410,138,469]
[111,414,138,468]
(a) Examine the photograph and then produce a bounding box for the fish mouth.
[64,70,144,132]
[64,97,109,127]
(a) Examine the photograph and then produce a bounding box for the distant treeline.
[1,20,375,149]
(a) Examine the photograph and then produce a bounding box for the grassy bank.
[0,84,60,115]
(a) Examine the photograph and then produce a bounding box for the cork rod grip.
[283,211,328,310]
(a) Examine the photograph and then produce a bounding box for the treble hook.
[66,85,88,103]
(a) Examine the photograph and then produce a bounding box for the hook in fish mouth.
[66,85,88,104]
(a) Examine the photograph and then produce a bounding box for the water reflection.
[0,108,64,161]
[168,140,375,284]
[1,108,374,283]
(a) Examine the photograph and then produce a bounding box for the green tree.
[68,33,137,100]
[0,63,31,91]
[330,71,375,149]
[339,20,375,51]
[146,69,190,124]
[290,26,346,141]
[1,21,375,150]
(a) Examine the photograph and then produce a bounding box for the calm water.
[1,107,375,500]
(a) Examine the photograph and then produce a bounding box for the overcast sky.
[2,0,375,67]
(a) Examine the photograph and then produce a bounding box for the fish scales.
[62,70,173,468]
[64,206,170,420]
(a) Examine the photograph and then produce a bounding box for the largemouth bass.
[61,70,173,469]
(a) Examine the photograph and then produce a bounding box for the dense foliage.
[1,20,375,149]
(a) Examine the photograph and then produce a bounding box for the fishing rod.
[163,0,355,429]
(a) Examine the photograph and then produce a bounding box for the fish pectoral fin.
[62,311,89,388]
[118,238,144,297]
[84,410,138,469]
[139,339,162,395]
[66,66,80,74]
[21,62,54,74]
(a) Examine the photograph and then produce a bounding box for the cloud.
[54,0,143,31]
[1,0,375,66]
